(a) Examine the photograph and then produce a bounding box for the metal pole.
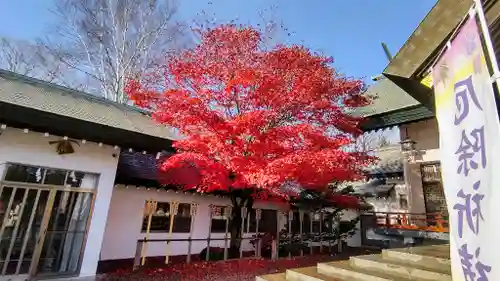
[473,0,500,94]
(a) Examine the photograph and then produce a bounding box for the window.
[3,163,96,188]
[302,213,311,234]
[421,163,442,183]
[4,164,44,183]
[210,205,230,233]
[286,211,329,234]
[259,209,277,233]
[312,212,323,233]
[290,212,301,233]
[399,194,409,209]
[246,209,257,233]
[142,202,193,233]
[245,209,278,233]
[175,203,193,232]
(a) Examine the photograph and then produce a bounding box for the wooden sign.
[145,200,157,216]
[190,203,199,216]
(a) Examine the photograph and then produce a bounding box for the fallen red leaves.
[99,248,379,281]
[100,256,328,281]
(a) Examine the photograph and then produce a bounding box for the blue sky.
[0,0,436,143]
[0,0,436,81]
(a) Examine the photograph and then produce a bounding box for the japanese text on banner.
[432,17,500,281]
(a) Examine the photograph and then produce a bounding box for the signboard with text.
[432,17,500,281]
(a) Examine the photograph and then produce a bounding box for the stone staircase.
[256,244,451,281]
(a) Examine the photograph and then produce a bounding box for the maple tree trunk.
[228,190,254,258]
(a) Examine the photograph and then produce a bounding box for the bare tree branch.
[41,0,190,103]
[0,37,73,85]
[191,2,291,49]
[354,130,393,153]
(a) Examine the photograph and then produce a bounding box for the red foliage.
[126,25,374,204]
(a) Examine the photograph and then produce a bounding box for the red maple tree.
[126,24,374,255]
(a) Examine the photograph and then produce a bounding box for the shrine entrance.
[0,164,96,281]
[420,163,448,225]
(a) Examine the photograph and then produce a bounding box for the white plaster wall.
[400,119,440,214]
[403,118,440,162]
[365,182,409,213]
[0,127,119,277]
[366,198,403,213]
[100,187,288,261]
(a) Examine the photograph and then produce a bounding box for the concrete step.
[256,272,286,281]
[317,260,413,281]
[286,266,342,281]
[255,245,452,281]
[350,254,451,280]
[382,245,451,273]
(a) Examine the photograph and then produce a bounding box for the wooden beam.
[385,0,472,78]
[386,0,500,79]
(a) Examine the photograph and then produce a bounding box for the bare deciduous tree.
[41,0,189,103]
[191,2,291,49]
[355,130,393,153]
[0,37,65,83]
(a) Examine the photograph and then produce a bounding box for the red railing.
[362,211,449,233]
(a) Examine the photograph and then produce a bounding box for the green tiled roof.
[354,78,435,131]
[361,105,434,131]
[353,78,420,118]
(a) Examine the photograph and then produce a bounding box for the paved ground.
[98,247,380,281]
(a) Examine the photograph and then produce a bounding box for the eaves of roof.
[0,69,180,141]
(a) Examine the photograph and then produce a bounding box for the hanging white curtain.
[58,192,91,273]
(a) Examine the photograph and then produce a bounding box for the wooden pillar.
[186,203,199,263]
[223,206,232,260]
[255,209,262,257]
[299,209,304,257]
[319,211,323,254]
[288,210,293,259]
[309,211,313,255]
[206,205,218,261]
[165,201,179,264]
[328,214,333,254]
[273,211,284,260]
[141,200,157,266]
[336,213,342,253]
[133,240,144,270]
[240,207,247,258]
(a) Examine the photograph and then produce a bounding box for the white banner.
[432,16,500,281]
